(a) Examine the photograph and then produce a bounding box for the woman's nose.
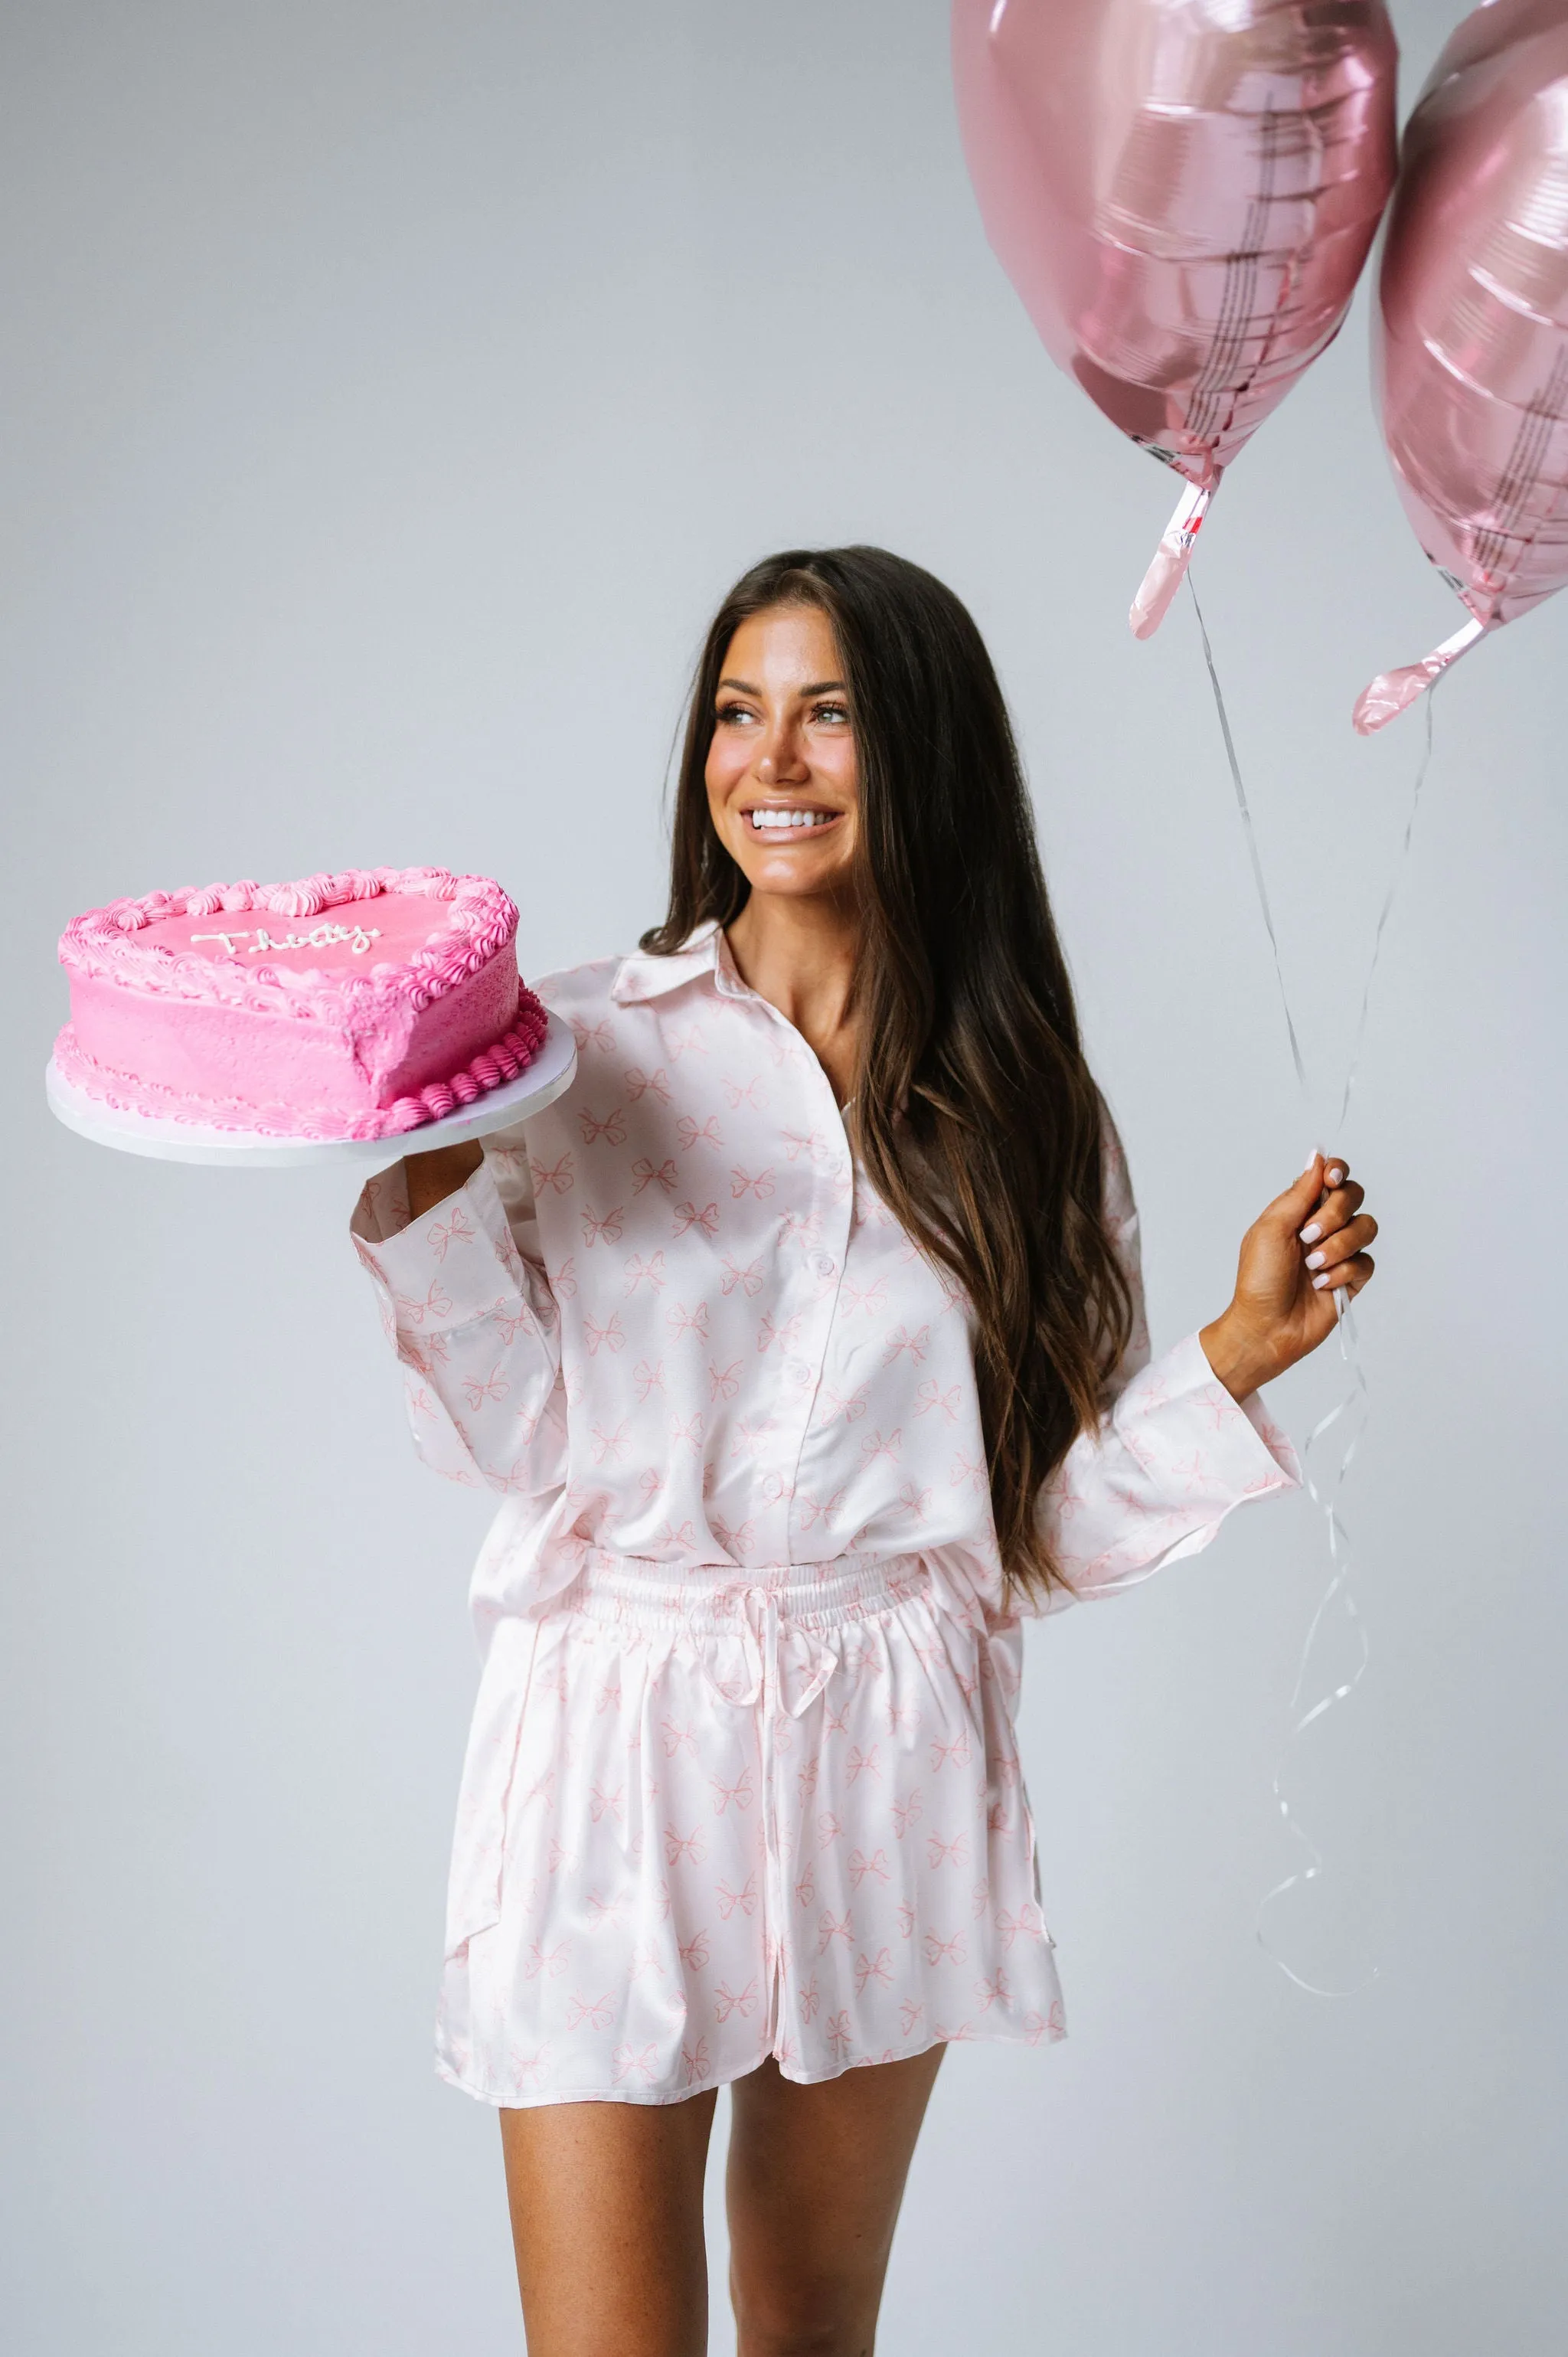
[756,726,808,785]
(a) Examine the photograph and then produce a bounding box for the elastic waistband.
[563,1550,931,1634]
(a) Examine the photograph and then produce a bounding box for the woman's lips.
[743,807,843,834]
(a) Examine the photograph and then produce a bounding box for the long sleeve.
[1031,1100,1302,1617]
[349,1121,566,1495]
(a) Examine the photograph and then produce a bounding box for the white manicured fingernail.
[1312,1271,1330,1289]
[1305,1248,1325,1270]
[1299,1221,1322,1243]
[1327,1165,1343,1185]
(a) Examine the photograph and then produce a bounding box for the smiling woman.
[355,544,1376,2355]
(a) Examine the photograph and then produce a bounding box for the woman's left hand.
[1198,1151,1378,1401]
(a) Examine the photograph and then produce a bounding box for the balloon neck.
[1351,615,1485,734]
[1130,482,1214,639]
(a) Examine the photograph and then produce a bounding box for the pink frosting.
[55,867,548,1138]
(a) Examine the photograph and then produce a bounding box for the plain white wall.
[5,3,1565,2349]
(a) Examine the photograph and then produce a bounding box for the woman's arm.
[350,1127,564,1495]
[404,1139,483,1221]
[1031,1106,1318,1617]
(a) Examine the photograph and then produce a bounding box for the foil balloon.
[1354,0,1568,734]
[951,0,1398,635]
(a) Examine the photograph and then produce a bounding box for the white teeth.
[750,809,832,831]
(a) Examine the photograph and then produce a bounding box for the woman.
[351,545,1377,2356]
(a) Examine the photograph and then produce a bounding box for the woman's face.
[704,603,860,904]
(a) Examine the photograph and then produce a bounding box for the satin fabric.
[351,922,1302,2104]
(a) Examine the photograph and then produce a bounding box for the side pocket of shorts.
[444,1615,540,1961]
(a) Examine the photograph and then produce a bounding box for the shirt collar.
[611,918,756,1006]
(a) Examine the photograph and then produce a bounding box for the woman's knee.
[730,2263,880,2357]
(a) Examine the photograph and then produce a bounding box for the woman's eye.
[715,703,757,727]
[812,702,850,725]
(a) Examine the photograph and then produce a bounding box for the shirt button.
[784,1358,812,1386]
[811,1252,836,1279]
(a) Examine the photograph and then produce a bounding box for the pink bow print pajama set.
[350,920,1302,2107]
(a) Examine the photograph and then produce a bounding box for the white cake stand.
[44,1012,579,1171]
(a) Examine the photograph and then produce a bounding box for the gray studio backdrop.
[5,5,1563,2352]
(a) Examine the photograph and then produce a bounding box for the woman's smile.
[740,802,844,836]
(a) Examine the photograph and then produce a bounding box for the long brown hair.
[641,546,1134,1604]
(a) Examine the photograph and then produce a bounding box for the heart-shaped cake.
[55,867,547,1139]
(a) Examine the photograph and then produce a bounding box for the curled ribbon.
[1188,576,1439,1998]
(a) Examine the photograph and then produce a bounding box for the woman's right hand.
[404,1139,485,1220]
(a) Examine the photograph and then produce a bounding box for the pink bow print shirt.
[350,920,1302,2107]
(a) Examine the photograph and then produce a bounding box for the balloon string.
[1186,574,1438,1998]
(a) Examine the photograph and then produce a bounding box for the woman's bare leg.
[498,2088,719,2357]
[726,2046,946,2357]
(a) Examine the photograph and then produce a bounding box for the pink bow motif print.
[394,1279,451,1327]
[577,1104,627,1147]
[995,1905,1042,1951]
[460,1362,509,1409]
[757,1309,802,1355]
[583,1312,626,1356]
[915,1379,962,1422]
[817,1910,854,1953]
[527,1151,574,1195]
[631,1156,678,1195]
[708,1767,755,1816]
[426,1205,474,1260]
[566,1992,614,2031]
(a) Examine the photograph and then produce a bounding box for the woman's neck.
[724,890,861,1107]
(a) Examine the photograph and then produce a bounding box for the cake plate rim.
[44,1013,579,1170]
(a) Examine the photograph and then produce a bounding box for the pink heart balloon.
[951,0,1397,636]
[1354,0,1568,733]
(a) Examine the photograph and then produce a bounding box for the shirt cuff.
[1168,1326,1303,1496]
[349,1159,534,1335]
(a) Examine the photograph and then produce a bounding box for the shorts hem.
[435,2018,1065,2110]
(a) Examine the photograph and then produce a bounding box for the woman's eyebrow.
[714,677,848,698]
